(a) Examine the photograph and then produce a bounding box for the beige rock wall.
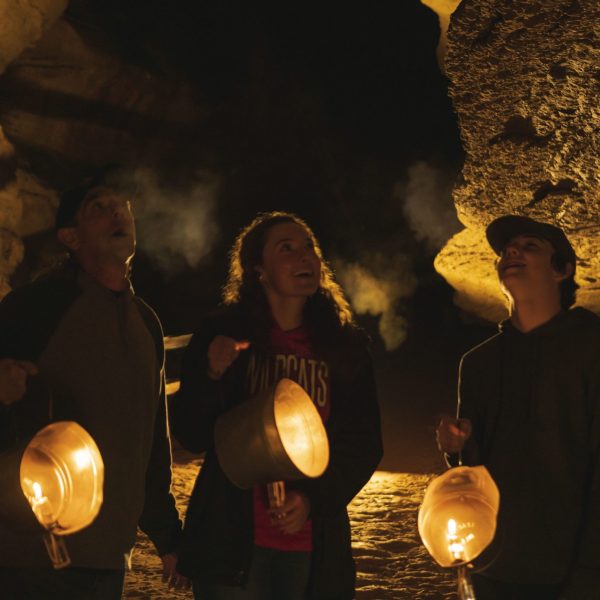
[0,18,204,178]
[0,6,204,299]
[0,0,66,297]
[0,0,67,74]
[436,0,600,320]
[0,125,57,298]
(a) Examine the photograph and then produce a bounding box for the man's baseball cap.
[55,165,136,230]
[486,215,577,265]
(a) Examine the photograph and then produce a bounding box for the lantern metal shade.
[418,466,500,568]
[20,421,104,536]
[215,378,329,489]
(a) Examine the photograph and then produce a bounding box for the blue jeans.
[193,545,311,600]
[0,566,125,600]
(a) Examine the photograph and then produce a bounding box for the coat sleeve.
[138,369,183,557]
[168,323,223,454]
[295,347,383,517]
[0,288,50,528]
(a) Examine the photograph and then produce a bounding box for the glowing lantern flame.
[33,482,42,500]
[20,421,104,568]
[418,466,499,567]
[418,466,499,600]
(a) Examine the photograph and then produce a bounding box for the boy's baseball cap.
[486,215,576,265]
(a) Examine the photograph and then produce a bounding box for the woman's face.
[255,221,322,302]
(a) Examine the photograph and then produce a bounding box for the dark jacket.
[169,307,383,599]
[0,265,181,568]
[457,308,600,595]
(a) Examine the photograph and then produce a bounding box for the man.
[0,168,186,599]
[437,215,600,600]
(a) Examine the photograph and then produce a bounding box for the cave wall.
[435,0,600,320]
[0,2,206,297]
[0,0,67,295]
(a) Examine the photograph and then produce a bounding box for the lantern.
[214,378,329,506]
[418,465,500,599]
[20,421,104,568]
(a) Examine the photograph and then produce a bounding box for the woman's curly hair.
[222,211,357,353]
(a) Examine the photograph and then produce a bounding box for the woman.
[170,211,382,599]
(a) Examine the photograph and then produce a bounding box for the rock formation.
[0,1,205,297]
[435,0,600,320]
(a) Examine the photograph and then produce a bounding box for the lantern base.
[43,531,71,569]
[457,564,476,600]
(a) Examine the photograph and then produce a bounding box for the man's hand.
[161,553,190,591]
[436,415,472,454]
[207,335,250,380]
[269,490,311,535]
[0,359,37,406]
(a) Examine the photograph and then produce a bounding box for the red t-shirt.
[247,324,330,551]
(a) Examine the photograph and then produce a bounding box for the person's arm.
[0,289,43,527]
[138,371,182,557]
[168,325,225,453]
[169,319,250,454]
[295,347,383,517]
[442,355,481,467]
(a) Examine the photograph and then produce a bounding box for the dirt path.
[123,457,456,599]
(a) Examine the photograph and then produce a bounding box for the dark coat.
[457,308,600,595]
[0,266,181,568]
[169,307,383,599]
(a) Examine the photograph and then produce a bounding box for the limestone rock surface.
[436,0,600,320]
[0,0,67,74]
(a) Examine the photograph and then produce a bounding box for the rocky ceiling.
[0,0,598,320]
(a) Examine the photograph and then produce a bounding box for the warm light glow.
[447,518,456,535]
[447,518,466,561]
[274,379,329,478]
[214,378,330,489]
[33,481,43,501]
[418,466,500,567]
[20,421,104,535]
[72,449,91,470]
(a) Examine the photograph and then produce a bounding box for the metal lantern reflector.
[215,378,329,489]
[20,421,104,536]
[418,465,500,567]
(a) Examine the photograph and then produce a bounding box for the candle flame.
[33,481,43,500]
[447,518,457,535]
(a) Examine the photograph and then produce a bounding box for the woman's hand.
[207,335,250,380]
[269,490,311,535]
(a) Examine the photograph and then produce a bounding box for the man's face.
[59,186,136,265]
[496,234,569,301]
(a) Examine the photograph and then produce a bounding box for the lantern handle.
[43,528,71,570]
[457,564,476,600]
